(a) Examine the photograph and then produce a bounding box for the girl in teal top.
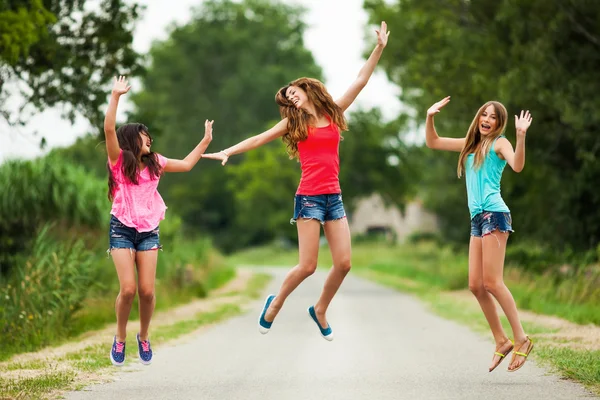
[425,96,534,373]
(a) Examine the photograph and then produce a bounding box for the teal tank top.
[465,136,509,219]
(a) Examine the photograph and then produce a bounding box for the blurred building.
[349,194,438,242]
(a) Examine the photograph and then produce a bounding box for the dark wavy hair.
[275,77,347,159]
[107,123,163,201]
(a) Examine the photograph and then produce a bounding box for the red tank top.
[296,118,341,195]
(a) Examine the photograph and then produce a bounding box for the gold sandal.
[508,336,534,372]
[489,339,514,372]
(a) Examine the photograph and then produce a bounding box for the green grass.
[64,345,108,372]
[534,347,600,389]
[3,360,47,371]
[0,371,76,400]
[241,272,273,298]
[227,245,301,267]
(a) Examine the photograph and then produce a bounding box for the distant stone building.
[349,194,438,242]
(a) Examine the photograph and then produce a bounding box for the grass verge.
[0,271,271,400]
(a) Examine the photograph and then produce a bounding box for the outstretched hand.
[112,76,131,96]
[427,96,451,116]
[376,21,390,48]
[202,151,229,166]
[203,119,214,142]
[515,110,532,135]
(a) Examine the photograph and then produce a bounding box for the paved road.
[67,267,595,400]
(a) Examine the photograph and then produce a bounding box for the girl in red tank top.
[204,21,390,340]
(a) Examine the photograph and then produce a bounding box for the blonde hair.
[457,101,508,177]
[275,77,347,159]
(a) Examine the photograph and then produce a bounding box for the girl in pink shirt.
[105,76,213,366]
[204,22,390,341]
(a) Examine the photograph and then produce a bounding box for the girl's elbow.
[425,139,437,150]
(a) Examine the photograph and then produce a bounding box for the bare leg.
[136,250,158,340]
[481,231,531,370]
[264,219,321,322]
[112,249,137,342]
[468,236,511,370]
[313,218,352,328]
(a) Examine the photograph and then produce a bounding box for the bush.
[506,240,600,275]
[0,155,107,276]
[0,226,102,355]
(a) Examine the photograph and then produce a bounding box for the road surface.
[66,267,595,400]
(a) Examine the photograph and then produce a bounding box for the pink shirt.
[110,150,167,232]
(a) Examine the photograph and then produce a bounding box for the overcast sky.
[0,0,403,162]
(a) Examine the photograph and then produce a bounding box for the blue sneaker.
[136,333,153,365]
[308,306,333,341]
[258,294,276,334]
[110,336,126,366]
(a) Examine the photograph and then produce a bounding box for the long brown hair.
[107,123,163,201]
[275,77,347,159]
[457,101,508,177]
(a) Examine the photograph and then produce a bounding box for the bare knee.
[483,279,503,294]
[119,285,137,302]
[469,282,486,297]
[299,261,317,276]
[138,286,155,302]
[335,258,351,274]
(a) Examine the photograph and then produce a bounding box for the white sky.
[0,0,403,162]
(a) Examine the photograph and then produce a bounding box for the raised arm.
[163,120,214,172]
[425,96,465,152]
[104,76,131,165]
[495,110,532,173]
[335,21,390,112]
[202,119,288,165]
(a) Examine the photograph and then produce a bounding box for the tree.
[0,0,143,131]
[225,136,300,249]
[365,0,600,250]
[340,108,414,213]
[130,0,322,250]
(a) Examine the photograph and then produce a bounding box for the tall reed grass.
[0,226,100,354]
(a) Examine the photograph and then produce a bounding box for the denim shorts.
[291,194,346,225]
[108,215,161,253]
[470,211,514,237]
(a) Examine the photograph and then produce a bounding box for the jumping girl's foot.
[258,294,276,334]
[110,336,126,366]
[508,336,534,372]
[307,305,333,341]
[137,333,153,365]
[489,338,514,372]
